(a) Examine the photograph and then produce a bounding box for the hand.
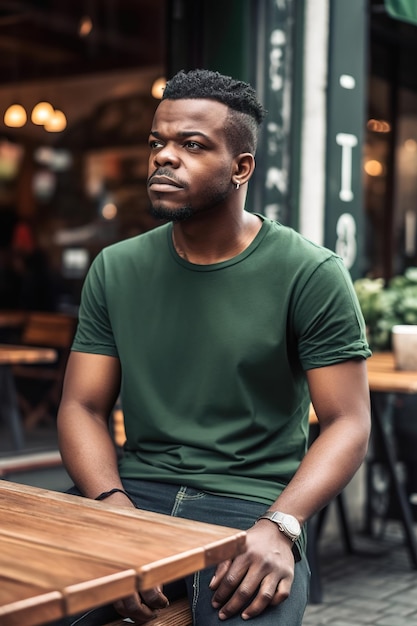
[113,586,169,623]
[209,520,295,620]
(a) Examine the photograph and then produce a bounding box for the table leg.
[370,392,417,568]
[0,364,25,450]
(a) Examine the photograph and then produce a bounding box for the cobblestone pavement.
[303,521,417,626]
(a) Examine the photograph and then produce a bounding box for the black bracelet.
[94,488,137,507]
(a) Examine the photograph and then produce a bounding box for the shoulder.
[259,216,341,276]
[84,224,170,286]
[101,223,170,261]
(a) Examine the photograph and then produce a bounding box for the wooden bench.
[105,597,192,625]
[0,450,63,478]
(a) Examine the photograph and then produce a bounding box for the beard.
[149,203,194,223]
[148,187,230,223]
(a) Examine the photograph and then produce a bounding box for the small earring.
[235,182,240,190]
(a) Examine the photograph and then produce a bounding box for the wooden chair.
[12,311,77,430]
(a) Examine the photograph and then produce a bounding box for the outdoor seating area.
[2,1,417,624]
[1,382,417,625]
[1,428,416,625]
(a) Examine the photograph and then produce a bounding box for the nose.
[153,144,180,168]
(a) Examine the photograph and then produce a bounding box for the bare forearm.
[272,417,370,524]
[57,401,124,501]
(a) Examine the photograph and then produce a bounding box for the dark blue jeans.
[51,479,310,625]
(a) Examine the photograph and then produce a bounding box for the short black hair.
[162,69,266,155]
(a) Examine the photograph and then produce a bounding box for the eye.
[184,141,203,150]
[149,139,164,149]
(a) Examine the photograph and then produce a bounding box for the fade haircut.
[161,69,266,156]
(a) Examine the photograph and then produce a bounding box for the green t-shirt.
[72,215,371,506]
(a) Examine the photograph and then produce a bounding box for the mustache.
[147,168,188,188]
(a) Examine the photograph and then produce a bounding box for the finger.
[141,586,169,609]
[114,587,169,624]
[239,577,292,620]
[270,576,292,606]
[209,560,233,591]
[113,591,160,622]
[211,563,249,610]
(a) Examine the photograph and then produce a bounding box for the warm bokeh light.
[44,109,67,132]
[151,77,166,99]
[31,101,54,125]
[79,16,93,36]
[364,159,384,176]
[101,202,118,220]
[4,103,27,127]
[367,118,391,133]
[404,139,417,153]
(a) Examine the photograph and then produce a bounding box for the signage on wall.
[324,0,366,280]
[254,0,295,225]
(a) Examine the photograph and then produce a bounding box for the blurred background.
[1,0,417,316]
[1,0,417,449]
[1,6,417,618]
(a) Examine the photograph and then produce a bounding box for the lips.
[148,175,183,192]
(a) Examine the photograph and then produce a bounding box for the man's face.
[147,98,236,222]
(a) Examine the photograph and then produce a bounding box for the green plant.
[354,267,417,351]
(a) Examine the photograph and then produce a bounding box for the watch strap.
[256,510,301,542]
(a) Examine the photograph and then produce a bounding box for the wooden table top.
[0,481,246,626]
[367,352,417,394]
[0,344,57,365]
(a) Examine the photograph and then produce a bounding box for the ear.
[232,153,255,187]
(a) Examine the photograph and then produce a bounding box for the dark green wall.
[166,0,252,80]
[324,0,367,279]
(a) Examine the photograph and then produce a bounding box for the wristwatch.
[256,510,301,542]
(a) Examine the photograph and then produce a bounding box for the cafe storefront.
[0,0,417,308]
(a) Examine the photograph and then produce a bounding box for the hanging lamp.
[4,103,27,128]
[44,109,67,132]
[31,101,54,125]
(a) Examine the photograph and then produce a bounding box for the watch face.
[259,511,301,540]
[272,512,300,538]
[283,514,300,535]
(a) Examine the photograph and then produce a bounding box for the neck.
[171,210,262,265]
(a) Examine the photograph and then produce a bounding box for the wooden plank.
[0,579,63,626]
[0,450,62,476]
[0,533,130,589]
[0,482,246,591]
[0,534,136,618]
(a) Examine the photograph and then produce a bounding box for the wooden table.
[0,344,57,450]
[0,311,27,330]
[0,481,246,626]
[308,355,417,602]
[366,352,417,568]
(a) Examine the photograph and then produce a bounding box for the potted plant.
[354,267,417,351]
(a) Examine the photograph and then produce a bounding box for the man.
[57,69,371,625]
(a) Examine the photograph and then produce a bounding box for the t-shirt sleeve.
[71,252,119,357]
[293,255,371,370]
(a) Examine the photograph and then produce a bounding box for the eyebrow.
[149,130,211,141]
